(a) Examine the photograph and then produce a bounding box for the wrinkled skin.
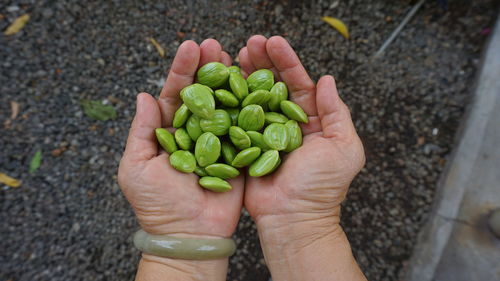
[118,39,243,238]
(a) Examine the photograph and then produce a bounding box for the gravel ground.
[0,1,497,280]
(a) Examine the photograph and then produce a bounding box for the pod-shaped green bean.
[194,166,208,177]
[196,62,229,88]
[229,126,251,150]
[198,176,232,192]
[247,69,274,92]
[205,163,240,179]
[174,128,193,150]
[229,73,248,100]
[246,131,271,151]
[195,132,221,167]
[269,155,282,173]
[172,104,192,128]
[169,150,196,173]
[249,150,280,177]
[180,84,215,119]
[284,120,302,152]
[186,115,203,141]
[241,90,271,107]
[214,89,239,107]
[225,108,239,126]
[238,105,265,131]
[268,82,288,111]
[231,147,261,168]
[280,100,308,123]
[263,123,289,151]
[264,112,289,125]
[228,66,241,74]
[155,128,177,154]
[221,141,237,165]
[200,109,231,136]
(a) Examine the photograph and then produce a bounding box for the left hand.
[118,39,243,239]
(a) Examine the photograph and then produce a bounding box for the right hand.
[240,35,365,246]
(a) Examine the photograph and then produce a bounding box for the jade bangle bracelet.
[133,229,236,260]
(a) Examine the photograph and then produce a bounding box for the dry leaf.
[321,16,349,39]
[149,37,166,58]
[0,173,21,188]
[4,14,30,36]
[10,101,20,119]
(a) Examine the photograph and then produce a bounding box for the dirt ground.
[0,0,497,280]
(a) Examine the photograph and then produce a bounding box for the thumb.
[316,75,356,139]
[123,93,161,162]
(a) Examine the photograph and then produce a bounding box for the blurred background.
[1,1,499,281]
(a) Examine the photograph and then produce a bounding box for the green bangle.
[133,229,236,260]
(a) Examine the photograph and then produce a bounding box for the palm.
[120,155,244,237]
[239,36,365,221]
[118,39,244,237]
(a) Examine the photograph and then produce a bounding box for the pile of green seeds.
[155,62,308,192]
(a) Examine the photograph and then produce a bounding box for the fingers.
[238,47,255,77]
[266,36,317,116]
[316,75,356,139]
[221,51,232,66]
[199,39,222,67]
[123,93,162,162]
[246,35,280,79]
[159,40,200,127]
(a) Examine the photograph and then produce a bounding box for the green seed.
[280,100,308,123]
[174,128,193,150]
[249,150,280,177]
[263,123,289,151]
[221,141,237,165]
[155,128,177,154]
[270,155,282,173]
[186,115,203,141]
[231,147,261,168]
[247,69,274,92]
[284,120,302,152]
[241,90,271,107]
[205,163,240,179]
[172,104,192,128]
[229,126,251,150]
[264,112,289,125]
[246,131,271,151]
[228,66,241,74]
[214,89,239,107]
[195,132,221,167]
[268,82,288,111]
[169,150,196,173]
[238,104,265,131]
[196,62,229,88]
[200,109,231,136]
[198,176,232,192]
[229,73,249,100]
[194,166,208,177]
[225,108,239,126]
[180,84,215,119]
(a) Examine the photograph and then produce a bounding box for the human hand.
[239,36,366,280]
[117,39,242,280]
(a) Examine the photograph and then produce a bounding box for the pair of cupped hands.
[118,35,365,244]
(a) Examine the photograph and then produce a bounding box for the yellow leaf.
[4,14,30,36]
[321,16,349,39]
[149,37,166,58]
[0,173,21,188]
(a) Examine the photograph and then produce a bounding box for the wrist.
[255,208,366,281]
[255,208,342,256]
[137,254,228,281]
